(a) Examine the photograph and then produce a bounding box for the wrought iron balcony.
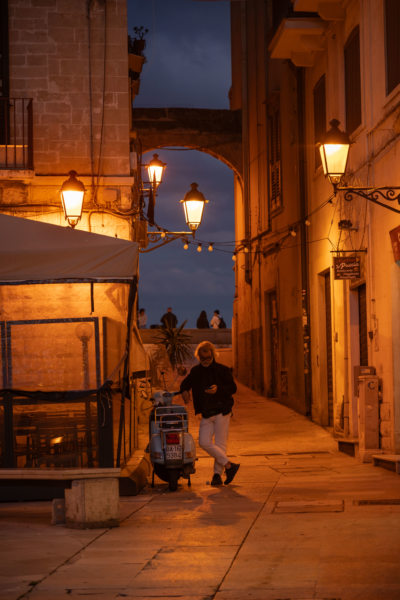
[0,97,33,170]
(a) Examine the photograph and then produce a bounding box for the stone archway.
[131,108,242,180]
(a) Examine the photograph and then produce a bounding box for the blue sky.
[128,0,235,328]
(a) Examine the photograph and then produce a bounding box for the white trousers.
[199,413,231,475]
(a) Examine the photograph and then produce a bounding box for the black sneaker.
[211,473,223,486]
[224,462,240,485]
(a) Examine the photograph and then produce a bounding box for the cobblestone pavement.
[1,382,400,599]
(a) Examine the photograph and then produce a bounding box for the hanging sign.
[333,256,360,279]
[389,225,400,262]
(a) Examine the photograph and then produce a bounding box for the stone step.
[337,438,359,457]
[372,454,400,474]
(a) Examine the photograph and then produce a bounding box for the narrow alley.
[1,382,400,600]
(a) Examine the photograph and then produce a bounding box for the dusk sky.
[127,0,235,329]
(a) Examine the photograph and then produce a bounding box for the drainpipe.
[296,67,312,416]
[240,1,251,285]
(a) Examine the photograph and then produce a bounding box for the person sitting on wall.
[210,309,221,329]
[196,310,209,329]
[160,307,178,329]
[138,308,147,328]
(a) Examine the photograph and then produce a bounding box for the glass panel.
[12,399,98,468]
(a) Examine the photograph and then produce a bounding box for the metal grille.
[0,97,33,169]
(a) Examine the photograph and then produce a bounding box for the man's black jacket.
[180,360,236,418]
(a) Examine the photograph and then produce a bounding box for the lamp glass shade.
[182,199,205,231]
[60,171,85,227]
[318,119,350,184]
[147,153,166,186]
[180,182,208,231]
[319,143,350,183]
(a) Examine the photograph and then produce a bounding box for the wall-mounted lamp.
[60,170,86,228]
[318,119,400,213]
[146,153,166,188]
[180,182,209,232]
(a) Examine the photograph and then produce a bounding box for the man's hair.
[195,340,218,361]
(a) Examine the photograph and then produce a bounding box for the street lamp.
[180,182,209,232]
[147,153,166,188]
[318,119,350,186]
[318,119,400,213]
[60,170,86,228]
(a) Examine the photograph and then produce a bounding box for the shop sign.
[389,225,400,262]
[333,256,360,279]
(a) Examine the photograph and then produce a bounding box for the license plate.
[166,444,182,461]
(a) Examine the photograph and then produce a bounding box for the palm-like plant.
[154,320,192,370]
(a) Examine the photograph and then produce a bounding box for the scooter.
[147,390,197,491]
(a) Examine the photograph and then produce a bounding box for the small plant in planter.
[153,320,192,374]
[128,25,149,57]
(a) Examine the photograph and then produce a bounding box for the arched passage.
[131,108,242,181]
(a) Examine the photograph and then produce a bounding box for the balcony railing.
[0,97,33,170]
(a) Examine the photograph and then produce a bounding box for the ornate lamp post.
[318,119,400,213]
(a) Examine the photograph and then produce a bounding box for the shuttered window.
[344,26,362,134]
[385,0,400,95]
[0,0,8,98]
[358,283,368,366]
[268,107,282,214]
[313,75,326,169]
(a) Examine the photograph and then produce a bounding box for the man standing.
[160,307,178,328]
[180,341,240,486]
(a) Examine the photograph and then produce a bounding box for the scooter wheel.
[168,469,180,492]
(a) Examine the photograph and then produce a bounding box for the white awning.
[0,214,139,284]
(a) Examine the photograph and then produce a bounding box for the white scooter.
[147,390,197,491]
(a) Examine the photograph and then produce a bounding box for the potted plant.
[128,26,148,57]
[128,26,148,79]
[153,320,192,378]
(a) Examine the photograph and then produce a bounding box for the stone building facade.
[231,0,400,456]
[0,0,147,469]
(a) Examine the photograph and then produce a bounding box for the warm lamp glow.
[318,119,350,184]
[147,153,166,187]
[60,170,85,228]
[180,182,208,231]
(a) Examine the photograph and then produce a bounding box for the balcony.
[0,97,33,170]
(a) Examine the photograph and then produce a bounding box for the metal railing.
[0,97,33,170]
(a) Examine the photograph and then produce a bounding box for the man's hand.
[205,384,217,394]
[181,390,191,405]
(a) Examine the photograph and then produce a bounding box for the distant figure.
[160,307,178,329]
[210,309,221,329]
[218,315,227,328]
[196,310,209,329]
[138,308,147,329]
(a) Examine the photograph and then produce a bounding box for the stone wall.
[8,0,130,176]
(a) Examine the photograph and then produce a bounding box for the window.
[313,75,326,170]
[268,107,282,214]
[344,26,361,134]
[0,0,9,98]
[385,0,400,95]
